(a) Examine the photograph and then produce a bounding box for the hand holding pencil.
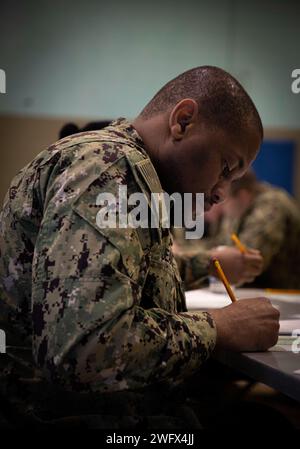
[209,294,280,352]
[209,251,279,352]
[209,236,279,352]
[210,244,263,285]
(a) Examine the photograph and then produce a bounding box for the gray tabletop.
[187,287,300,402]
[216,289,300,402]
[215,349,300,402]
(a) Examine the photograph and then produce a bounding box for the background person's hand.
[209,246,263,285]
[209,297,280,352]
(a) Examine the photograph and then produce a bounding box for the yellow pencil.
[213,258,237,303]
[231,233,247,254]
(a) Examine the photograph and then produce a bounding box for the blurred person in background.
[59,120,112,138]
[173,170,300,289]
[172,199,264,289]
[215,170,300,289]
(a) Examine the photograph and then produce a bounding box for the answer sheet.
[185,288,300,336]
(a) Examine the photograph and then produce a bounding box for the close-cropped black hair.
[140,66,263,139]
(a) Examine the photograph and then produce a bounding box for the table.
[215,348,300,402]
[186,288,300,402]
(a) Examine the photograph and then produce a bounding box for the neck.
[132,115,169,189]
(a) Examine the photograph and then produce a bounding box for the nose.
[211,182,230,204]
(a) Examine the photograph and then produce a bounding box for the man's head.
[133,66,263,212]
[223,169,260,218]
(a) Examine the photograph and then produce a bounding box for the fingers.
[213,296,281,352]
[244,252,263,265]
[263,306,280,349]
[246,248,261,256]
[246,297,281,320]
[241,266,262,282]
[241,275,255,284]
[243,253,264,277]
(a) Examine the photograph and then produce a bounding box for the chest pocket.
[141,240,186,313]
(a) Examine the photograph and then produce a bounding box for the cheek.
[187,158,221,193]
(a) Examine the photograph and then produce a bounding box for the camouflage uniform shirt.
[0,118,216,397]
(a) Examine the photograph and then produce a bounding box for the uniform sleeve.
[238,197,286,270]
[32,175,216,394]
[174,249,211,290]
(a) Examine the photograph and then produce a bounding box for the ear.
[169,99,199,141]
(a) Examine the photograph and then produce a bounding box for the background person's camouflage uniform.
[218,185,300,289]
[0,119,216,427]
[174,185,300,289]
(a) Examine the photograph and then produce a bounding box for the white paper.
[185,288,300,309]
[185,289,231,310]
[185,289,300,337]
[279,320,300,335]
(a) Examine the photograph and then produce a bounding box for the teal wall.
[0,0,299,127]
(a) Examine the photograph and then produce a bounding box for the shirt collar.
[107,117,148,158]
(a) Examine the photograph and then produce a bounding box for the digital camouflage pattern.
[218,185,300,289]
[0,119,216,426]
[172,235,211,290]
